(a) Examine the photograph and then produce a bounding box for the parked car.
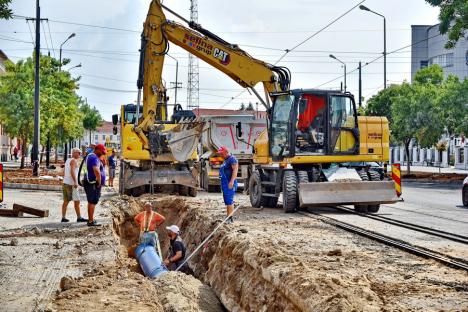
[463,177,468,207]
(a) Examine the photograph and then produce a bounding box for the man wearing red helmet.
[83,143,107,226]
[218,146,239,223]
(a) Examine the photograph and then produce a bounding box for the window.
[109,135,113,141]
[420,60,428,69]
[330,96,357,153]
[94,135,98,141]
[271,95,294,158]
[102,135,106,140]
[429,53,454,67]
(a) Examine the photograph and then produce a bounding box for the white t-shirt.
[63,158,79,186]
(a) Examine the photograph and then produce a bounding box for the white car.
[463,176,468,207]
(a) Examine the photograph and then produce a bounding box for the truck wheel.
[282,171,298,213]
[367,205,380,213]
[249,171,266,208]
[188,187,197,197]
[463,185,468,207]
[179,185,189,196]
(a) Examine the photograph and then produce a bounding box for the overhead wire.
[41,20,50,55]
[46,21,56,57]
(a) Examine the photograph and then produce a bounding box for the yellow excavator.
[124,0,397,212]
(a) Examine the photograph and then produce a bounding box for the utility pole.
[358,61,362,107]
[32,0,41,176]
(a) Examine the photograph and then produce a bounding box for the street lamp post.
[329,54,347,92]
[67,63,82,71]
[166,54,181,106]
[59,33,76,69]
[360,5,386,89]
[59,33,76,162]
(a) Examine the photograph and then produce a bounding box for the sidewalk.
[396,165,467,175]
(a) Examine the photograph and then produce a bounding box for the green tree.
[81,102,103,144]
[438,76,468,137]
[425,0,468,48]
[391,83,443,174]
[239,103,246,111]
[0,0,12,19]
[413,64,444,85]
[363,84,403,123]
[0,54,84,168]
[246,102,254,111]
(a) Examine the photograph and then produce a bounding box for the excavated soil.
[107,194,468,312]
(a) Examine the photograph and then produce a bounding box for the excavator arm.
[138,0,290,120]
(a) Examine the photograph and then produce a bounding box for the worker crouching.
[164,225,190,273]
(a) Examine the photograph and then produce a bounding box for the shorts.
[109,168,116,179]
[83,180,101,205]
[63,184,80,202]
[221,181,238,205]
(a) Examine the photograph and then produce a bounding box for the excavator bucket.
[298,181,398,207]
[167,120,205,162]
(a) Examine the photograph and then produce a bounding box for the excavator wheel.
[354,205,368,213]
[367,170,381,213]
[249,171,267,208]
[297,171,309,183]
[282,171,298,213]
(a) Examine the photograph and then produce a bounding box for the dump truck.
[199,115,266,192]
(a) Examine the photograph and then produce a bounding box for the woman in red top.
[134,203,166,249]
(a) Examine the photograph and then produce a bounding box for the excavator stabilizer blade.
[167,121,204,162]
[298,181,398,207]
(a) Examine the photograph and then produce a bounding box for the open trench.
[110,195,304,312]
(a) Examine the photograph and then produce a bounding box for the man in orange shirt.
[134,202,166,249]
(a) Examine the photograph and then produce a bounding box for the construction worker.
[108,149,116,187]
[61,148,87,223]
[163,225,188,272]
[83,143,107,226]
[134,202,166,248]
[218,146,238,223]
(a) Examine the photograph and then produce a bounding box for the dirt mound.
[154,271,224,312]
[52,268,164,312]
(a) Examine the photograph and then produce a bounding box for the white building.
[73,121,120,151]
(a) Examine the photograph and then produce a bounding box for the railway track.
[299,210,468,272]
[332,205,468,245]
[380,204,468,225]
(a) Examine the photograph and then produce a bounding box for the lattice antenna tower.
[187,0,200,110]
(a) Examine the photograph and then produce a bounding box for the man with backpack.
[82,144,107,226]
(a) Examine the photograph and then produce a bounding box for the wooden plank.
[13,204,49,218]
[0,209,23,217]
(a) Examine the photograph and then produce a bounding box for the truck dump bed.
[201,115,266,158]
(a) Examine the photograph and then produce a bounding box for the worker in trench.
[218,146,239,223]
[163,225,190,273]
[134,202,166,252]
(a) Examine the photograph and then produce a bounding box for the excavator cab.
[269,90,359,161]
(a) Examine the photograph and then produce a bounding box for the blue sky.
[0,0,440,120]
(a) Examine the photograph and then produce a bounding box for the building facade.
[411,24,468,81]
[72,121,120,151]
